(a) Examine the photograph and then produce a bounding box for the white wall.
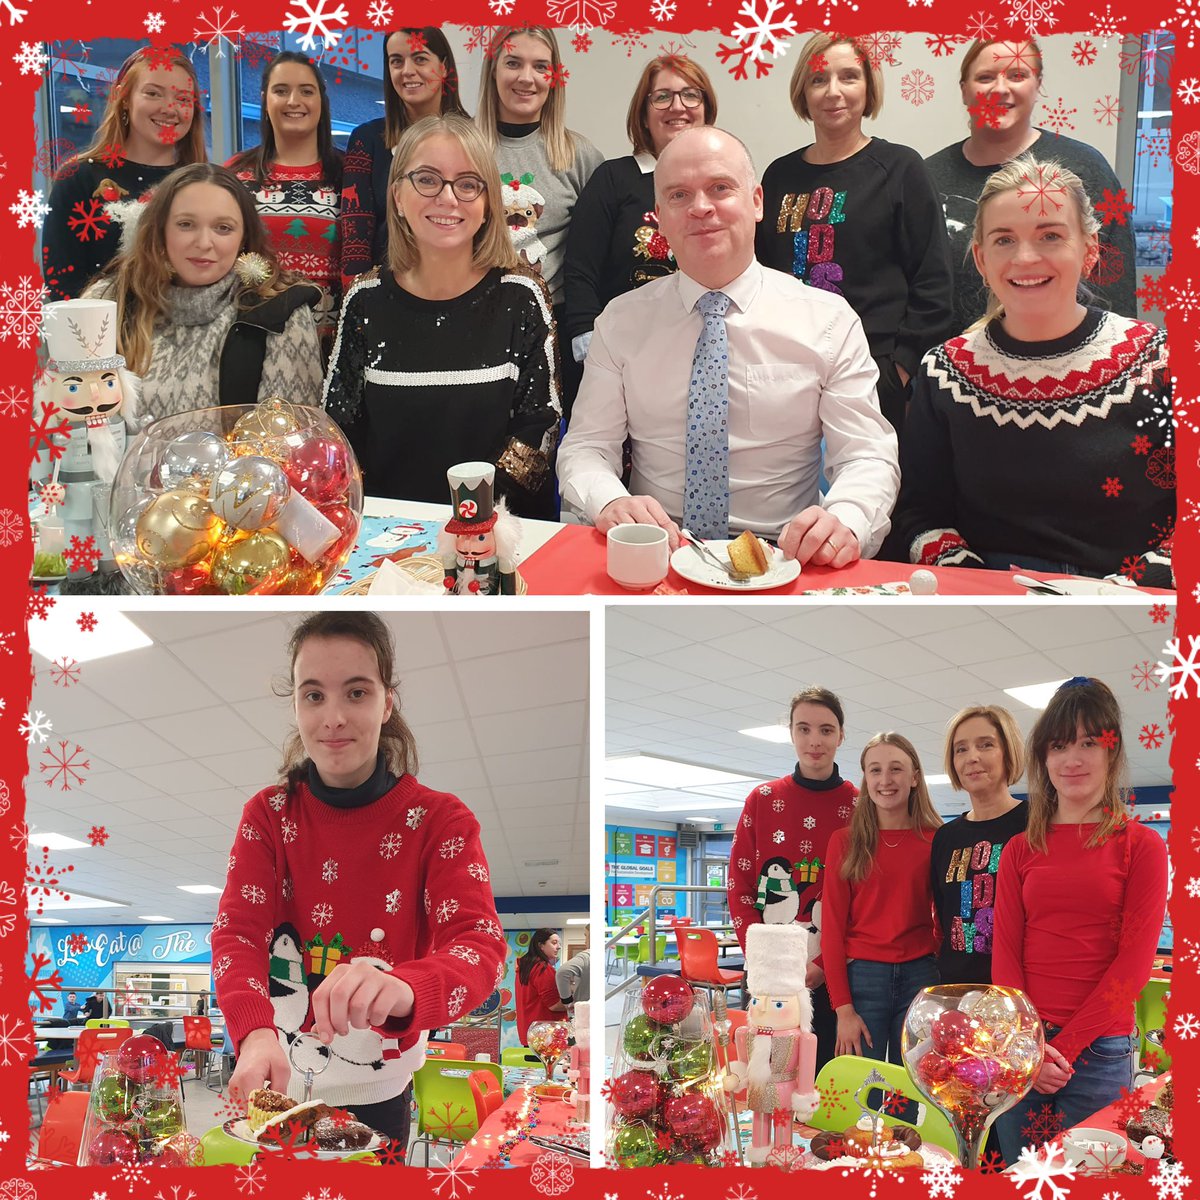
[448,29,1123,179]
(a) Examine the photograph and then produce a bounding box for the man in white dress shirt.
[557,127,899,566]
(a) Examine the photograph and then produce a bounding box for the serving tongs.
[680,527,751,583]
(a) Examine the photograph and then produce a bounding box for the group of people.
[727,680,1168,1163]
[38,33,1172,581]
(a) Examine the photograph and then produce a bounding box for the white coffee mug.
[606,524,669,590]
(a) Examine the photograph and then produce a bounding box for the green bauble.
[622,1014,665,1062]
[668,1039,712,1081]
[137,1095,183,1140]
[94,1076,136,1124]
[612,1121,660,1168]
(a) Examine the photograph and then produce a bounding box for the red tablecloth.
[453,1088,586,1169]
[519,525,1170,596]
[1068,1072,1169,1167]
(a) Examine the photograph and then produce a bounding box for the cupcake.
[247,1087,296,1132]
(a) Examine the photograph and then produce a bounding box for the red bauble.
[87,1126,139,1166]
[317,501,358,564]
[641,975,694,1026]
[663,1092,722,1152]
[284,436,350,504]
[609,1070,661,1120]
[917,1050,954,1087]
[162,563,219,595]
[930,1009,975,1058]
[116,1033,169,1084]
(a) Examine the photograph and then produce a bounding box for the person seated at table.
[324,114,561,519]
[992,677,1168,1166]
[62,992,82,1022]
[88,163,325,419]
[930,705,1027,986]
[214,611,505,1147]
[557,127,899,565]
[822,732,942,1066]
[81,991,111,1021]
[726,685,857,1071]
[886,156,1172,586]
[516,928,566,1044]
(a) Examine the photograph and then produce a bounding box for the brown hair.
[626,55,718,158]
[841,733,942,883]
[383,28,469,151]
[959,37,1044,87]
[517,927,559,985]
[1025,677,1127,853]
[98,163,295,376]
[789,686,845,729]
[73,47,206,169]
[790,33,883,122]
[276,611,419,791]
[385,114,517,278]
[944,705,1026,790]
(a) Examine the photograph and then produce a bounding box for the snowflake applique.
[407,805,427,829]
[1007,0,1062,33]
[529,1150,575,1195]
[380,831,403,859]
[241,883,265,905]
[1186,876,1200,898]
[234,1162,265,1195]
[447,984,469,1018]
[321,858,338,882]
[439,836,465,859]
[1180,76,1200,103]
[803,815,816,829]
[427,1162,478,1199]
[466,862,489,882]
[144,10,165,31]
[1132,660,1162,691]
[1173,1011,1199,1038]
[859,31,902,67]
[649,0,676,19]
[191,5,244,54]
[281,817,298,843]
[725,0,797,75]
[1102,477,1123,498]
[1096,188,1134,226]
[0,1013,31,1067]
[77,611,97,632]
[1093,95,1123,126]
[65,535,102,574]
[772,829,785,844]
[385,889,401,913]
[311,901,334,927]
[1139,723,1166,749]
[436,898,460,923]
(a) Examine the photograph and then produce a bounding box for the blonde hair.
[101,163,294,376]
[966,154,1101,334]
[790,33,883,122]
[841,732,942,884]
[959,37,1044,87]
[74,48,206,169]
[944,705,1026,791]
[1025,677,1127,854]
[385,114,517,278]
[477,27,578,173]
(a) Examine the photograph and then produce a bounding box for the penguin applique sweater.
[213,774,505,1106]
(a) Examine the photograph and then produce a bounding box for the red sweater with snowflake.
[820,827,940,1011]
[212,775,505,1105]
[992,821,1168,1063]
[726,770,858,956]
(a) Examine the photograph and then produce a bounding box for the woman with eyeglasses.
[755,33,953,438]
[563,56,717,370]
[324,114,560,518]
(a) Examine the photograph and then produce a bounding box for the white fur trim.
[746,924,809,997]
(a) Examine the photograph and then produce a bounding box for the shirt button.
[370,928,385,942]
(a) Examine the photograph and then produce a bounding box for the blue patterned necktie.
[683,289,732,539]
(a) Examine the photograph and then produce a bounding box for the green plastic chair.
[811,1054,958,1155]
[636,933,668,965]
[84,1019,130,1029]
[198,1125,379,1165]
[1136,978,1171,1071]
[410,1059,503,1166]
[500,1046,541,1068]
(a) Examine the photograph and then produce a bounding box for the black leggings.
[349,1083,412,1155]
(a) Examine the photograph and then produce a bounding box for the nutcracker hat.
[445,461,499,534]
[745,924,809,996]
[42,299,126,374]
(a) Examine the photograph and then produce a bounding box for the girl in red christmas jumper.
[823,732,943,1065]
[727,686,858,1071]
[215,612,505,1145]
[992,678,1168,1165]
[515,928,566,1043]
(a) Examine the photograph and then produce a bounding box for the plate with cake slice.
[671,531,801,591]
[226,1088,384,1158]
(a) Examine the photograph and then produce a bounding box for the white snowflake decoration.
[380,831,403,858]
[311,901,334,928]
[1009,1140,1077,1200]
[649,0,676,19]
[144,10,164,31]
[447,984,469,1017]
[730,0,797,60]
[19,710,52,744]
[436,898,460,923]
[1179,76,1200,103]
[9,190,50,230]
[321,858,338,882]
[0,0,27,23]
[439,836,465,859]
[0,276,43,348]
[922,1158,963,1198]
[192,7,244,56]
[385,888,401,913]
[448,944,480,965]
[1007,0,1062,32]
[0,1013,32,1066]
[365,0,392,24]
[1173,1011,1199,1038]
[466,862,489,882]
[240,883,265,905]
[407,805,427,829]
[234,1162,265,1196]
[529,1150,575,1196]
[282,0,349,51]
[546,0,616,27]
[428,1163,478,1199]
[1149,1161,1193,1200]
[1156,636,1200,698]
[13,41,47,74]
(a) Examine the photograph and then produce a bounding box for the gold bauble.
[230,397,305,461]
[135,490,222,569]
[210,530,291,595]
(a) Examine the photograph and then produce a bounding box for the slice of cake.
[727,530,769,576]
[247,1088,296,1132]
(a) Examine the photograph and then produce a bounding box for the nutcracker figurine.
[722,924,819,1165]
[32,298,140,591]
[437,461,521,595]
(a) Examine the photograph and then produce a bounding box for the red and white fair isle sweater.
[212,775,505,1106]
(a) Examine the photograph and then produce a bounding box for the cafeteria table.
[452,1086,589,1169]
[1058,1072,1170,1173]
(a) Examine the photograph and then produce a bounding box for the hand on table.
[311,960,414,1044]
[1032,1044,1073,1094]
[780,508,860,568]
[228,1027,291,1104]
[835,1007,873,1057]
[596,496,681,551]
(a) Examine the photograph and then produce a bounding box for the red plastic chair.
[37,1088,90,1164]
[713,1006,749,1102]
[57,1026,133,1088]
[425,1041,468,1060]
[181,1015,218,1091]
[678,929,745,1003]
[468,1068,504,1125]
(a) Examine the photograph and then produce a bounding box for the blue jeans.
[995,1027,1135,1166]
[847,956,940,1066]
[978,551,1085,575]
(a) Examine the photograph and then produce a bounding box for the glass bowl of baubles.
[109,397,362,595]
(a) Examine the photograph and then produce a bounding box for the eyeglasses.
[404,170,486,202]
[648,87,705,110]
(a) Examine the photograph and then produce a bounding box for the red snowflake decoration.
[765,1143,806,1171]
[88,825,108,846]
[1041,98,1078,135]
[157,123,180,146]
[50,657,80,687]
[542,63,570,88]
[27,587,55,622]
[150,1054,191,1092]
[406,30,427,52]
[926,32,965,57]
[140,43,179,72]
[27,848,75,914]
[64,534,102,574]
[28,951,66,1012]
[1131,660,1162,691]
[67,932,89,954]
[1016,166,1067,215]
[236,32,280,70]
[572,31,592,52]
[715,41,774,81]
[1098,728,1119,750]
[969,90,1005,129]
[40,740,91,791]
[979,1150,1005,1173]
[1131,434,1153,455]
[375,1138,407,1166]
[30,403,72,464]
[1093,94,1123,126]
[1021,1102,1066,1147]
[214,1091,247,1123]
[882,1090,908,1116]
[1091,239,1126,285]
[1110,1087,1145,1127]
[77,611,98,632]
[1139,723,1165,749]
[1137,273,1170,311]
[1072,39,1098,65]
[1096,187,1134,225]
[67,199,111,243]
[98,143,126,170]
[1176,130,1200,174]
[1101,476,1123,498]
[1119,556,1147,583]
[1138,131,1171,167]
[1150,603,1170,624]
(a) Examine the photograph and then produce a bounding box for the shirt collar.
[675,258,761,317]
[634,151,657,174]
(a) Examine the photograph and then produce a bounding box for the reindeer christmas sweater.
[212,767,505,1106]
